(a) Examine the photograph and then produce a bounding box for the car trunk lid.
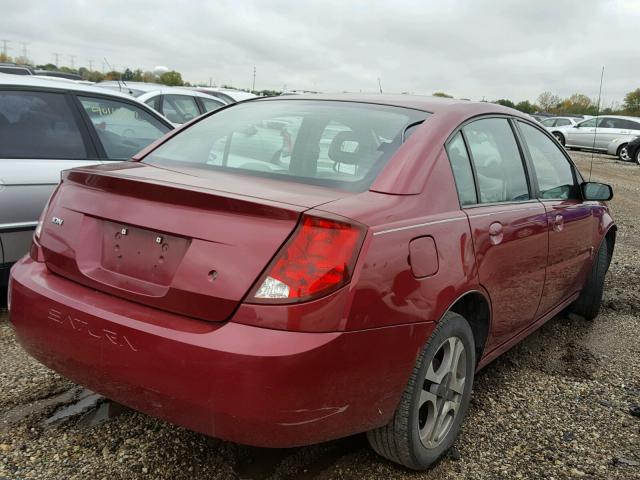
[38,162,348,322]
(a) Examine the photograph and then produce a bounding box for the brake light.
[251,215,365,303]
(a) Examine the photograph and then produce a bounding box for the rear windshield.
[143,100,428,191]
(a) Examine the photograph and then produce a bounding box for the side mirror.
[573,124,580,128]
[582,182,613,201]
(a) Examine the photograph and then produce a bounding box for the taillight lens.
[250,215,365,303]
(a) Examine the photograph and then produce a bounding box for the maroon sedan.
[8,95,615,470]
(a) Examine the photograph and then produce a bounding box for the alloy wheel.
[418,336,467,449]
[619,146,631,162]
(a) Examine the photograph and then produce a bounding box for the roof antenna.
[378,77,383,94]
[588,66,605,181]
[103,57,128,94]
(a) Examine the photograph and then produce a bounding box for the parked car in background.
[0,63,35,76]
[191,86,257,103]
[540,116,579,130]
[0,74,173,287]
[138,87,227,124]
[548,115,640,156]
[621,135,640,164]
[35,70,82,81]
[9,95,615,470]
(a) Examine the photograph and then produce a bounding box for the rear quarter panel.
[319,149,482,331]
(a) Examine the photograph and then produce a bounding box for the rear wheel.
[552,132,565,146]
[617,144,630,162]
[635,148,640,165]
[571,239,609,320]
[367,312,475,470]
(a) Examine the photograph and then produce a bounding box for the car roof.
[95,81,165,94]
[0,73,141,101]
[196,87,257,102]
[138,87,228,102]
[254,92,527,117]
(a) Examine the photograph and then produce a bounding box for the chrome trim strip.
[467,206,542,218]
[373,217,466,236]
[0,221,38,232]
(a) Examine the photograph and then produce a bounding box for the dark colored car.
[624,136,640,164]
[8,95,616,470]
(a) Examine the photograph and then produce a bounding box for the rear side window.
[144,100,428,192]
[540,118,555,127]
[0,90,87,159]
[78,96,170,160]
[555,119,571,126]
[162,95,200,123]
[518,122,578,200]
[200,97,225,113]
[445,132,477,206]
[463,118,530,203]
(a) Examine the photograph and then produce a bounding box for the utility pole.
[252,66,256,92]
[378,78,383,94]
[0,39,10,58]
[53,52,61,67]
[69,55,76,69]
[20,42,28,60]
[88,59,93,71]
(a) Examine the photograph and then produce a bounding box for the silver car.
[539,116,579,130]
[0,75,173,287]
[548,115,640,159]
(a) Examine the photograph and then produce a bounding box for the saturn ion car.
[8,95,615,470]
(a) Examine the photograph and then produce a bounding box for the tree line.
[434,90,640,116]
[3,52,639,109]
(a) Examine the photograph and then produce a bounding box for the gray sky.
[3,0,639,106]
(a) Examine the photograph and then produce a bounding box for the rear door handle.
[553,214,564,232]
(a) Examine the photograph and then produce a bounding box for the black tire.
[617,144,630,162]
[367,312,475,470]
[571,238,609,320]
[635,148,640,166]
[552,132,565,146]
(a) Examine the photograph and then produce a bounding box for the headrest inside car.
[328,131,362,165]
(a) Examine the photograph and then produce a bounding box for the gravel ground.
[0,151,638,479]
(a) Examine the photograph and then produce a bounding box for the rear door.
[450,117,548,350]
[161,94,201,124]
[595,117,620,149]
[515,121,594,316]
[0,89,99,264]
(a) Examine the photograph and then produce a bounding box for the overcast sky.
[3,0,639,106]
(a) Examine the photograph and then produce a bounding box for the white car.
[191,87,257,104]
[548,115,640,159]
[540,116,579,131]
[137,87,227,125]
[0,74,174,286]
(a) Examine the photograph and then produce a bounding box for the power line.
[69,55,76,69]
[52,52,61,67]
[20,42,28,59]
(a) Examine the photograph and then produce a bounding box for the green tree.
[494,99,515,108]
[623,88,640,114]
[0,52,12,63]
[132,69,144,81]
[432,92,453,98]
[35,63,58,71]
[515,100,536,114]
[159,70,184,86]
[122,68,134,81]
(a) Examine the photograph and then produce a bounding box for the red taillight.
[250,215,365,303]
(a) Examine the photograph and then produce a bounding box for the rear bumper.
[9,257,434,447]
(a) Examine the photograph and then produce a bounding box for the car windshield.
[143,100,428,192]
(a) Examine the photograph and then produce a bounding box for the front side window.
[162,95,200,123]
[446,132,477,206]
[145,95,161,112]
[144,100,428,192]
[78,96,170,160]
[579,118,597,128]
[518,122,577,200]
[0,90,86,159]
[463,118,529,203]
